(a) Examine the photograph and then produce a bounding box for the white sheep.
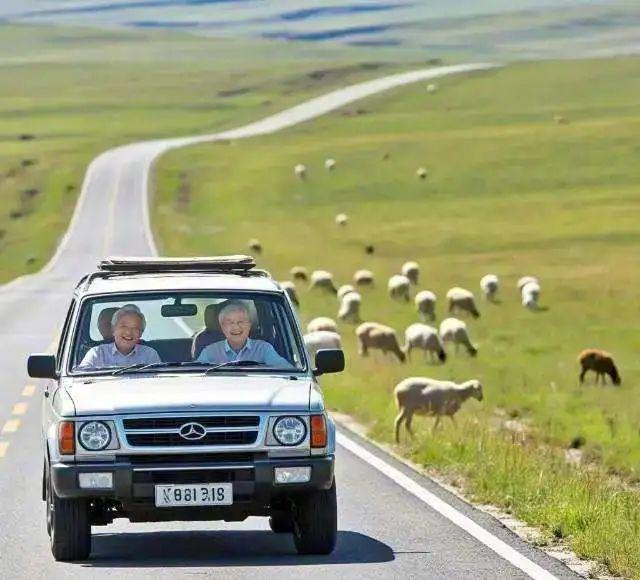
[355,322,405,362]
[426,83,438,93]
[307,317,338,333]
[310,270,337,294]
[248,238,262,254]
[388,274,411,301]
[416,167,428,180]
[325,158,336,170]
[517,276,539,292]
[304,330,341,359]
[279,281,299,307]
[403,323,446,364]
[338,291,361,323]
[290,266,308,282]
[337,284,356,301]
[394,378,483,442]
[353,269,374,286]
[439,317,478,357]
[415,290,437,322]
[335,213,348,227]
[446,287,480,318]
[294,164,307,179]
[521,281,541,310]
[480,274,500,302]
[401,261,420,284]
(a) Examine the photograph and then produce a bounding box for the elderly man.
[78,304,160,369]
[196,301,290,367]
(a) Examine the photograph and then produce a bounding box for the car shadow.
[83,529,394,567]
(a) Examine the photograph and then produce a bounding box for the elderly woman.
[78,304,160,369]
[196,300,290,367]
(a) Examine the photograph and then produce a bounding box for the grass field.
[154,57,640,577]
[0,23,409,283]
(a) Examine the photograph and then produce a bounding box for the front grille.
[123,416,259,430]
[127,431,257,447]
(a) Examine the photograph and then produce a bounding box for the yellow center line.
[2,419,20,433]
[22,384,36,397]
[12,403,28,416]
[0,442,8,458]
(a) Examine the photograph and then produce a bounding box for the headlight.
[273,416,306,446]
[78,421,111,451]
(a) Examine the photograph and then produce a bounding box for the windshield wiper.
[203,360,267,375]
[111,361,198,375]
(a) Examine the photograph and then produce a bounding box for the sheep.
[446,287,480,318]
[355,322,405,362]
[517,276,539,292]
[439,317,477,357]
[426,83,438,93]
[337,284,356,301]
[338,291,361,323]
[248,238,262,254]
[401,261,420,284]
[416,167,428,180]
[365,244,375,255]
[354,269,374,286]
[480,274,500,302]
[521,281,541,310]
[388,274,411,302]
[403,323,446,363]
[414,290,437,322]
[294,164,307,179]
[280,281,299,307]
[335,213,348,227]
[310,270,337,294]
[394,378,483,442]
[307,317,338,333]
[324,158,336,170]
[304,330,342,359]
[290,266,308,282]
[554,115,568,124]
[578,349,621,386]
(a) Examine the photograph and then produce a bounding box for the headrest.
[204,303,223,332]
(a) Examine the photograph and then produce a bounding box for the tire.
[46,472,91,561]
[269,510,294,533]
[293,481,337,555]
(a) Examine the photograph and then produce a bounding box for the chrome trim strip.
[124,426,258,435]
[133,465,254,472]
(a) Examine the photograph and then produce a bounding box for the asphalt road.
[0,64,580,579]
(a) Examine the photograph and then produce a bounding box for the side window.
[56,298,77,372]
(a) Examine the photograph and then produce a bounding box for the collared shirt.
[78,342,161,370]
[196,338,291,368]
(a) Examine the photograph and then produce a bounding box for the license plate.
[155,483,233,507]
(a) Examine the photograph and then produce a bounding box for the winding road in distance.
[0,63,579,579]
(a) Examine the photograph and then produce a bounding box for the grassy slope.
[154,58,640,577]
[0,23,409,283]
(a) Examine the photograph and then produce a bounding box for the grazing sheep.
[354,269,374,286]
[338,291,361,323]
[480,274,500,302]
[517,276,539,292]
[521,281,541,310]
[416,167,428,180]
[403,323,446,363]
[439,317,477,357]
[304,330,342,359]
[280,281,299,307]
[554,115,568,124]
[578,349,621,386]
[294,164,307,179]
[426,83,438,93]
[337,284,356,301]
[415,290,437,322]
[388,274,411,302]
[401,261,420,284]
[382,152,390,161]
[355,322,405,363]
[446,287,480,318]
[310,270,337,294]
[365,244,375,255]
[325,158,336,170]
[307,317,338,333]
[290,266,308,282]
[394,378,483,442]
[248,238,262,254]
[335,213,348,227]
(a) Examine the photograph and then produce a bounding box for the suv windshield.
[68,292,306,375]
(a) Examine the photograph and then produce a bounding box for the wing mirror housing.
[314,349,345,376]
[27,354,58,379]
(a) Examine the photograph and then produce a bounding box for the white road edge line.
[337,432,558,580]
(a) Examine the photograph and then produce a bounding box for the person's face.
[113,313,143,354]
[220,309,251,348]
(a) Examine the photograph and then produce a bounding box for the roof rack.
[98,256,257,274]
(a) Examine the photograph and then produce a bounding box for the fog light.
[78,472,113,489]
[274,466,311,484]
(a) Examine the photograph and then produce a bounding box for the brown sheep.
[356,322,405,363]
[578,349,621,386]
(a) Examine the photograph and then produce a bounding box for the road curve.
[0,63,579,579]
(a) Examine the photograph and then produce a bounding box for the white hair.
[111,304,146,331]
[218,301,251,324]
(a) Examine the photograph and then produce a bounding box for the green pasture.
[154,57,640,577]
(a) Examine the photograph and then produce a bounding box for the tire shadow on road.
[82,529,394,567]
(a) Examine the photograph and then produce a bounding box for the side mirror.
[28,354,57,379]
[314,349,345,376]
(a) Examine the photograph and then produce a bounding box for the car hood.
[62,374,312,416]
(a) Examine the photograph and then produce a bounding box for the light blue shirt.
[196,338,291,368]
[78,342,161,370]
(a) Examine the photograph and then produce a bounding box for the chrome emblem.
[179,422,207,440]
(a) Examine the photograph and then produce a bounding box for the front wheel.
[293,481,337,555]
[46,472,91,561]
